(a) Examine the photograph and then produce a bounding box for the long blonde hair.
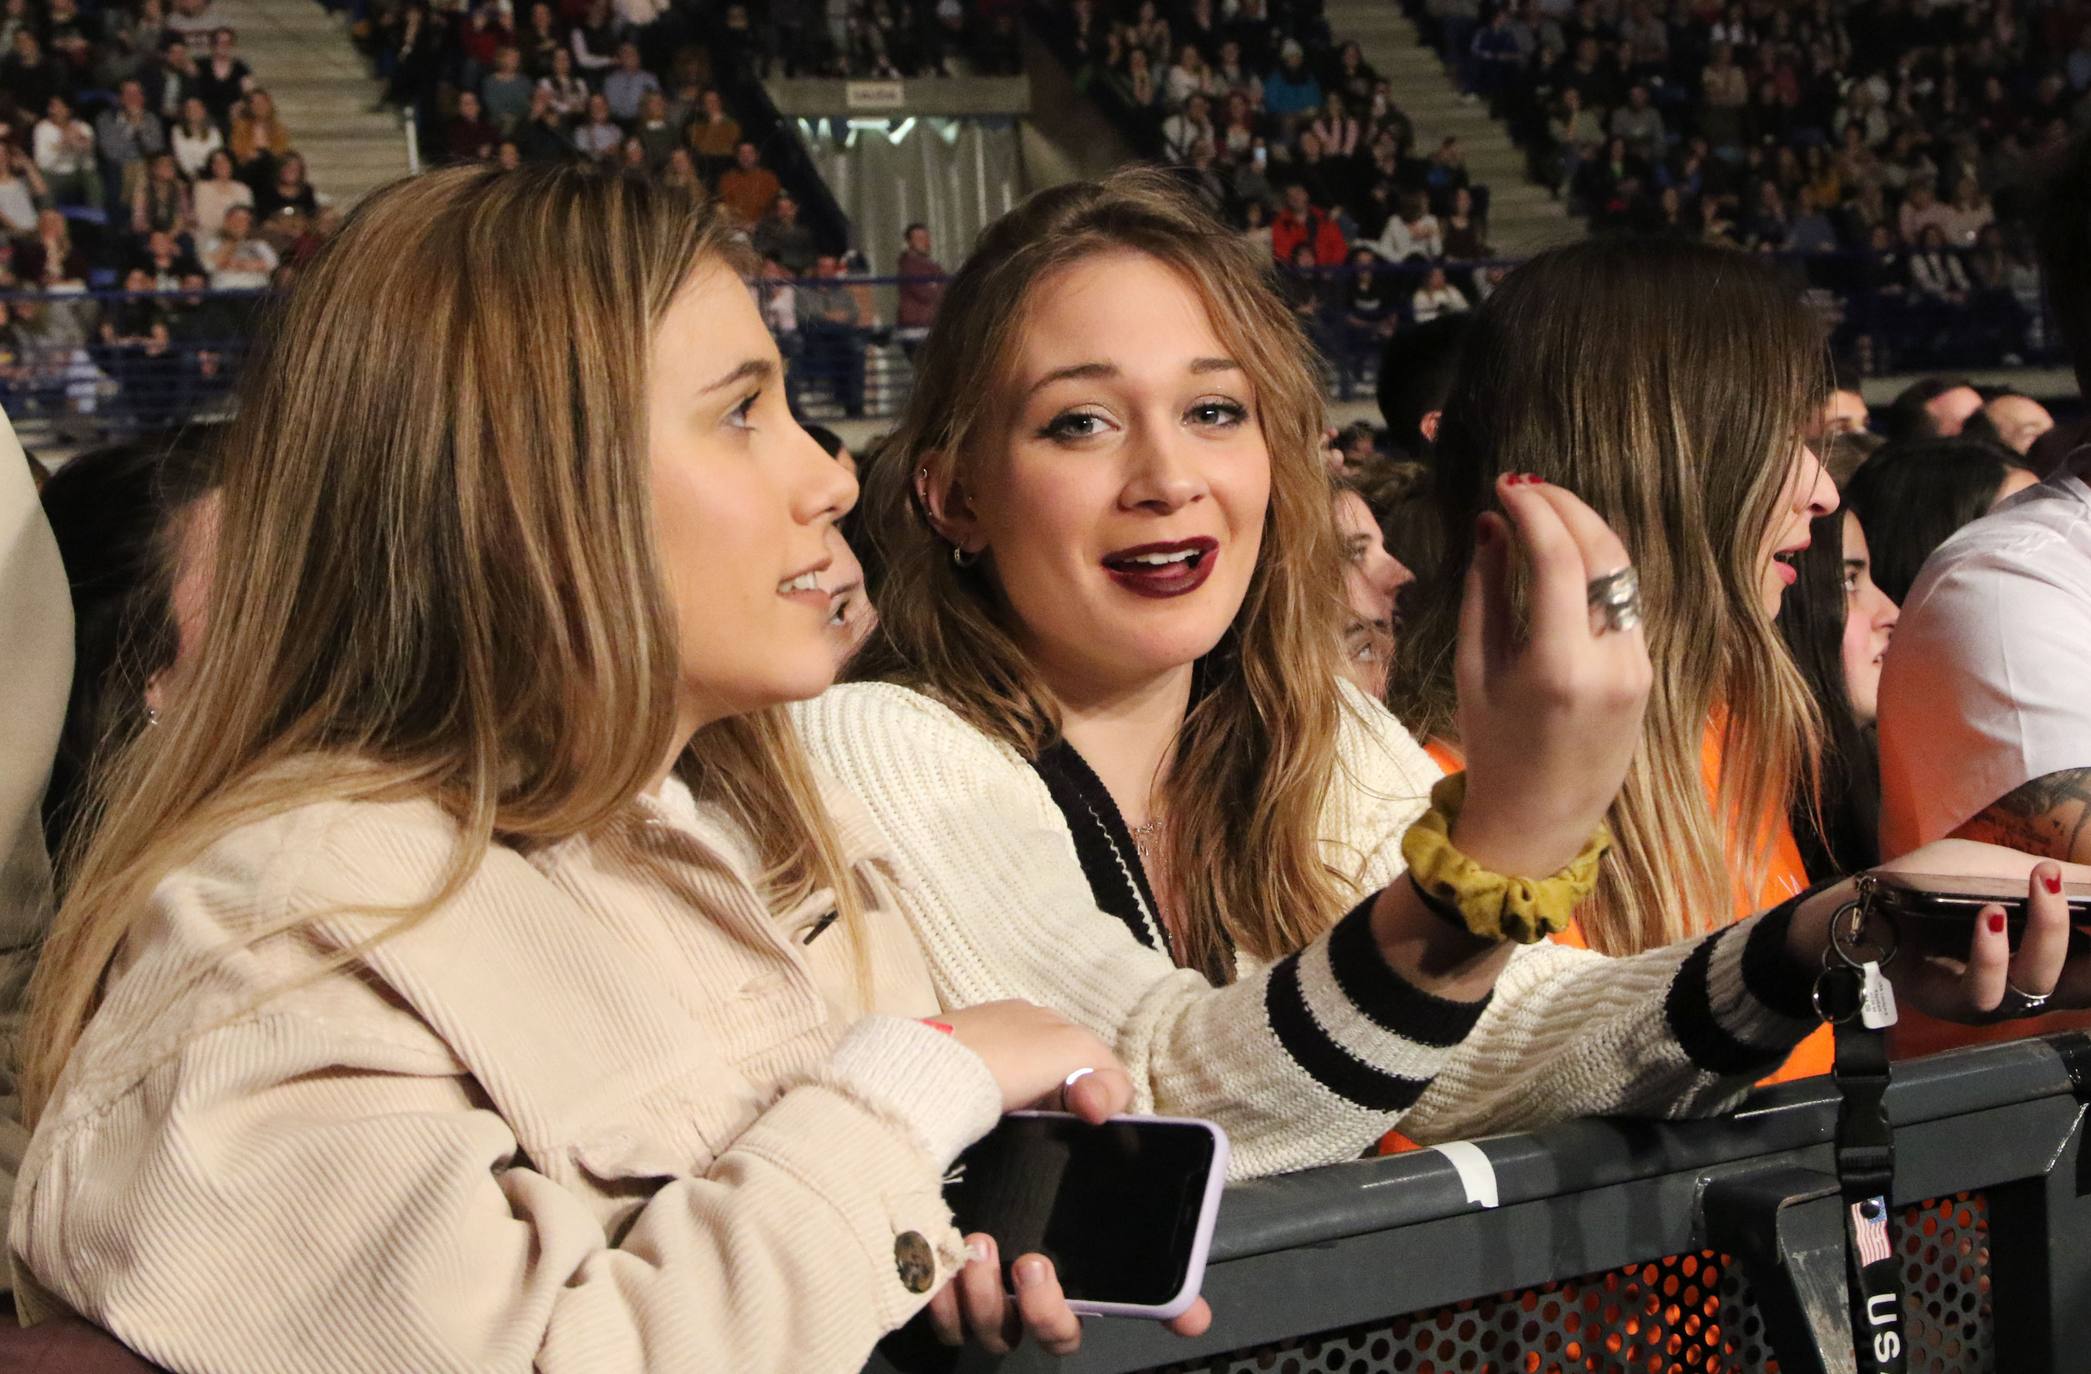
[23,164,865,1123]
[1391,238,1825,955]
[848,168,1355,978]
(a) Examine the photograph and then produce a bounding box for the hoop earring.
[951,544,980,569]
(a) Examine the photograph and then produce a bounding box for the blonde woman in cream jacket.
[9,167,1175,1374]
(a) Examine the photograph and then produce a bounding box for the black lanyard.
[1819,879,1908,1374]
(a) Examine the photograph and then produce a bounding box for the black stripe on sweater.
[1328,894,1494,1048]
[1265,954,1435,1111]
[1262,907,1480,1112]
[1028,741,1164,954]
[1742,880,1839,1022]
[1665,925,1793,1076]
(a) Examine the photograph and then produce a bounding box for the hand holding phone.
[944,1111,1227,1320]
[1841,845,2091,1024]
[1865,871,2091,953]
[925,1006,1217,1353]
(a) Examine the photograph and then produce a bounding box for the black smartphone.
[943,1112,1228,1320]
[1866,872,2091,950]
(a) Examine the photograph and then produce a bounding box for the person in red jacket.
[1269,181,1348,265]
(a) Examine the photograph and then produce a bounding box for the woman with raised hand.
[797,171,2091,1177]
[1397,237,1839,959]
[12,164,1183,1373]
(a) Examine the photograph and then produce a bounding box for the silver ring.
[1586,566,1642,636]
[2002,981,2053,1017]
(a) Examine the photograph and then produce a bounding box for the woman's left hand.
[922,1065,1215,1355]
[1792,840,2091,1021]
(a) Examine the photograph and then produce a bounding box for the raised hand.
[1452,474,1653,877]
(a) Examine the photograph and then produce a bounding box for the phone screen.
[945,1115,1218,1307]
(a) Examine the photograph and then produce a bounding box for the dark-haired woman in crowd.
[796,171,2085,1176]
[191,148,251,240]
[1779,507,1897,879]
[14,165,1186,1371]
[1844,438,2039,604]
[253,150,317,220]
[34,430,218,876]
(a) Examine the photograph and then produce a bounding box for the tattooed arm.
[1953,769,2091,864]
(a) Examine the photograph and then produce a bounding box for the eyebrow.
[699,357,775,395]
[1024,356,1241,397]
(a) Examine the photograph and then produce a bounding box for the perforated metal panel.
[1144,1194,1994,1374]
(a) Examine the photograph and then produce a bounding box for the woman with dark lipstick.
[794,173,2086,1190]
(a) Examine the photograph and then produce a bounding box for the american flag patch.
[1851,1198,1893,1268]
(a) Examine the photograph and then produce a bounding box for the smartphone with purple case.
[944,1111,1228,1321]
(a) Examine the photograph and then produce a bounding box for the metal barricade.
[867,1034,2091,1373]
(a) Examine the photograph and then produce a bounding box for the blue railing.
[2,253,2062,443]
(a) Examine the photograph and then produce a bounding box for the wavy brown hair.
[1390,238,1826,955]
[848,168,1357,977]
[23,164,868,1122]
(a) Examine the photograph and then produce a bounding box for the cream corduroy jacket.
[794,680,1823,1179]
[10,773,1003,1374]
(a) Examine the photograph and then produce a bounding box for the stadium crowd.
[1424,0,2071,367]
[1050,0,1498,255]
[0,0,329,431]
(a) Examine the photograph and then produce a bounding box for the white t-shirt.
[1877,449,2091,857]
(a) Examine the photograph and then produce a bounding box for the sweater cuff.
[1263,892,1492,1111]
[1741,880,1840,1021]
[1664,892,1826,1076]
[824,1015,1004,1169]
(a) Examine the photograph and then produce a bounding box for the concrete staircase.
[209,0,410,206]
[1324,0,1576,256]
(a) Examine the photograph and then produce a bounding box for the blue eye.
[1040,410,1106,441]
[727,391,759,429]
[1189,400,1248,428]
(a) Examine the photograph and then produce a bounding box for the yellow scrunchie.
[1399,773,1612,944]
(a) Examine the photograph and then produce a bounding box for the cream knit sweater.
[794,681,1822,1179]
[11,775,1003,1374]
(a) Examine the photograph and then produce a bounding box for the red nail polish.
[1475,520,1495,545]
[1988,912,2007,933]
[1524,472,1546,485]
[2044,872,2063,895]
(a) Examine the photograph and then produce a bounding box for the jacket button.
[894,1231,936,1293]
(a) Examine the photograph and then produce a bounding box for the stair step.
[265,82,385,102]
[1318,0,1585,250]
[189,0,405,203]
[271,101,393,121]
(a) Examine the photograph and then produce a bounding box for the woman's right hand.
[1451,474,1652,877]
[939,1000,1132,1119]
[928,1003,1211,1355]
